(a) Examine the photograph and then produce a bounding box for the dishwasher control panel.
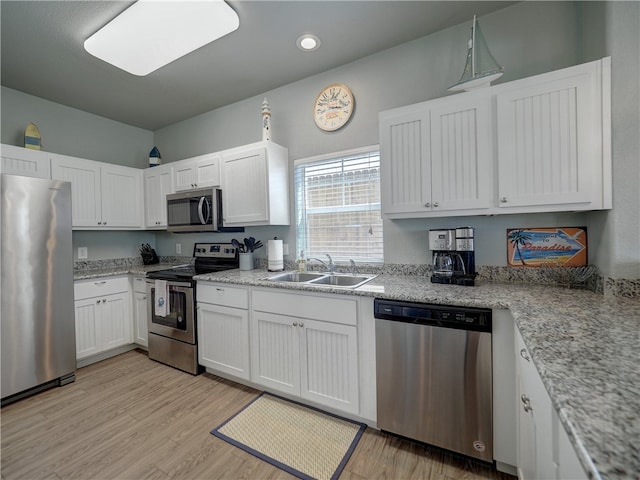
[374,299,491,332]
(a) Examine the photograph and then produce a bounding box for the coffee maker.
[429,227,476,286]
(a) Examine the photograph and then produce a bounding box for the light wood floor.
[1,350,515,480]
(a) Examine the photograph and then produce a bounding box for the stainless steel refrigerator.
[1,174,76,404]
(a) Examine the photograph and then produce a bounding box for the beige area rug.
[211,393,366,480]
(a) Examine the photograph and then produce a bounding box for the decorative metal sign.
[507,227,587,267]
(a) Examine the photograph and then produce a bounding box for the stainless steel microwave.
[166,188,221,233]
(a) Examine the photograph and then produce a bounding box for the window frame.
[294,145,383,264]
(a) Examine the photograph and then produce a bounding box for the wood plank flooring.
[1,350,515,480]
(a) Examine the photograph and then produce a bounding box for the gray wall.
[2,2,637,277]
[1,87,152,168]
[153,1,608,269]
[583,2,640,279]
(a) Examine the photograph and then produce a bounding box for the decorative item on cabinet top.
[449,15,503,91]
[149,146,161,167]
[262,97,271,142]
[24,122,42,150]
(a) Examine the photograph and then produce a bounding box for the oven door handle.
[198,196,211,225]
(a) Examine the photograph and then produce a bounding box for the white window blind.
[295,147,383,263]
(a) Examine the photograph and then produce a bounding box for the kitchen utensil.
[231,238,245,253]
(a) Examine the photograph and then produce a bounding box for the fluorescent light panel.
[84,0,239,76]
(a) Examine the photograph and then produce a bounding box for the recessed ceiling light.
[84,0,239,76]
[296,34,321,52]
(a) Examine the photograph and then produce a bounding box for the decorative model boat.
[449,15,503,92]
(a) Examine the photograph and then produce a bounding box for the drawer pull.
[521,394,533,412]
[520,348,530,361]
[94,281,107,286]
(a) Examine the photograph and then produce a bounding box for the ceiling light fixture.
[296,34,321,52]
[84,0,239,76]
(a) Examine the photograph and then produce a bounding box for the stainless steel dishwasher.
[374,298,493,462]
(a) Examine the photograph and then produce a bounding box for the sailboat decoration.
[449,15,503,92]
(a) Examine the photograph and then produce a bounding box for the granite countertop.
[193,268,640,480]
[72,264,638,479]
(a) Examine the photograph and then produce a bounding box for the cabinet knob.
[293,322,298,327]
[102,298,107,303]
[433,202,439,207]
[520,348,530,362]
[97,221,102,225]
[521,394,533,412]
[96,299,101,304]
[500,197,508,203]
[424,202,431,208]
[103,222,107,226]
[299,322,304,328]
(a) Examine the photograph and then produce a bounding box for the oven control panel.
[193,243,237,259]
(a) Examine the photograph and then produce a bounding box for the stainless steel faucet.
[307,254,336,274]
[349,259,359,275]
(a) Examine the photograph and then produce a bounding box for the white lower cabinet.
[132,276,148,347]
[251,290,359,415]
[516,327,587,480]
[197,284,250,380]
[74,276,132,360]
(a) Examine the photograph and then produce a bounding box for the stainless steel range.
[146,243,238,374]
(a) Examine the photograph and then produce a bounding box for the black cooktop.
[147,242,239,281]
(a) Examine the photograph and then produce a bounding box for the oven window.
[151,288,188,330]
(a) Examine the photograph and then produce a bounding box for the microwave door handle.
[198,196,211,225]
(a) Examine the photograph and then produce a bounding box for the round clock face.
[313,83,354,131]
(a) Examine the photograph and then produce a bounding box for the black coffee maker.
[429,227,476,286]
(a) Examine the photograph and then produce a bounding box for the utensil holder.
[239,253,254,271]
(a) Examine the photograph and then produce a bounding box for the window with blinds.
[294,146,383,263]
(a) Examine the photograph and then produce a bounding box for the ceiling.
[1,1,514,131]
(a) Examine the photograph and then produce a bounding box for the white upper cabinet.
[496,58,611,212]
[143,164,174,228]
[380,92,493,218]
[379,106,431,215]
[0,144,51,179]
[430,94,493,212]
[51,153,143,229]
[379,57,611,219]
[221,141,290,226]
[172,152,220,191]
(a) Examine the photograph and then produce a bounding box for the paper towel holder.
[268,238,285,272]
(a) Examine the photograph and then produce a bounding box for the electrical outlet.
[78,247,88,259]
[283,243,289,256]
[176,243,182,254]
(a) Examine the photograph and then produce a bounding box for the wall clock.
[313,83,355,131]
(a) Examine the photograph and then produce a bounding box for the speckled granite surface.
[73,259,639,479]
[193,268,640,480]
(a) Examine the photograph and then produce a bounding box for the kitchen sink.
[266,271,377,289]
[309,274,376,288]
[267,272,327,283]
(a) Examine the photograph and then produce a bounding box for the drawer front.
[252,290,357,326]
[197,283,248,309]
[132,275,147,293]
[75,276,129,299]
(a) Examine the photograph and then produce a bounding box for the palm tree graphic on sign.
[508,229,533,265]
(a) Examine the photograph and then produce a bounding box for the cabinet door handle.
[102,298,107,303]
[293,322,298,327]
[96,299,101,304]
[424,202,431,208]
[433,202,439,207]
[520,348,530,361]
[299,322,304,328]
[97,221,102,225]
[500,197,508,203]
[521,394,533,412]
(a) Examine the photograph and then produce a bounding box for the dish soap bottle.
[298,250,307,272]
